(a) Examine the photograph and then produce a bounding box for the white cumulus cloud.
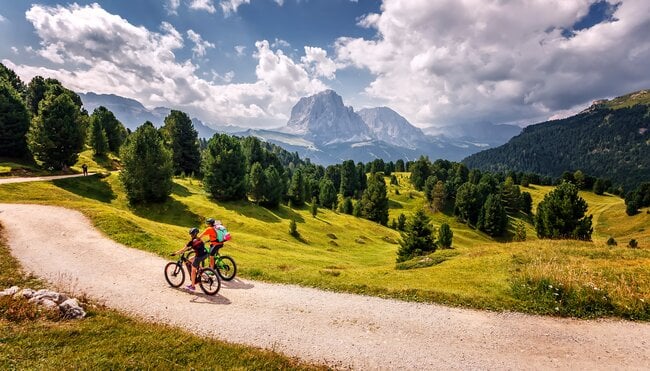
[301,46,338,80]
[189,0,217,13]
[9,3,330,128]
[187,29,215,58]
[336,0,650,129]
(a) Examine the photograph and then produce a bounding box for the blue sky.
[1,0,649,133]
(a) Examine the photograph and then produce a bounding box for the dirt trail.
[0,173,94,184]
[1,203,649,370]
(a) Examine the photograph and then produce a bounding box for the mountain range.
[78,90,521,165]
[463,89,650,191]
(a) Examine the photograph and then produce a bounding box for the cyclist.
[200,218,223,269]
[172,227,208,291]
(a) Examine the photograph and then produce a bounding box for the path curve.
[0,173,95,184]
[1,203,649,370]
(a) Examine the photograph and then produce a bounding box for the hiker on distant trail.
[82,164,88,176]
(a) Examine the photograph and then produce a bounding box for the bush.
[396,209,436,262]
[606,237,617,246]
[289,219,299,238]
[437,223,453,249]
[628,239,638,249]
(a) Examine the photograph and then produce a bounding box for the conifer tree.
[454,182,482,225]
[288,169,306,206]
[438,223,453,249]
[261,165,283,208]
[90,106,126,152]
[395,159,405,172]
[340,159,358,197]
[431,181,446,213]
[423,176,437,205]
[535,182,593,240]
[396,209,436,262]
[477,194,508,237]
[319,178,337,209]
[203,133,246,201]
[310,196,318,217]
[409,156,431,191]
[593,179,606,195]
[248,161,267,204]
[359,173,389,225]
[162,110,201,176]
[88,113,109,156]
[397,213,407,231]
[340,197,353,214]
[28,92,84,169]
[0,63,26,98]
[119,122,173,203]
[0,82,30,157]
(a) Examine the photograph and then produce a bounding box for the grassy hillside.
[463,89,650,191]
[1,168,648,319]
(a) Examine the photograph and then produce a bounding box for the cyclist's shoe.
[185,285,195,291]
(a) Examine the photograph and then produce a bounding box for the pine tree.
[202,133,246,201]
[423,176,437,205]
[438,223,453,248]
[535,182,593,240]
[261,165,283,208]
[395,159,405,172]
[119,122,173,203]
[520,191,533,214]
[28,92,84,169]
[0,82,30,157]
[319,178,337,209]
[339,159,357,197]
[340,197,353,215]
[477,194,508,237]
[289,219,299,237]
[397,213,407,231]
[409,156,431,191]
[248,161,267,204]
[454,182,482,225]
[593,178,606,195]
[288,169,306,206]
[514,220,527,241]
[310,196,318,217]
[90,106,126,152]
[88,113,109,156]
[161,110,201,176]
[431,181,446,213]
[0,63,26,97]
[396,209,436,262]
[359,173,389,225]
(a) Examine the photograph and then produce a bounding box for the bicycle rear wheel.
[198,268,221,295]
[164,262,185,287]
[216,256,237,281]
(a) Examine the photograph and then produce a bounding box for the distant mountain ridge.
[463,89,650,191]
[79,90,521,165]
[77,92,218,138]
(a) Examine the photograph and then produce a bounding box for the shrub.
[289,219,299,238]
[514,221,527,242]
[437,223,453,249]
[535,182,593,240]
[396,209,436,262]
[628,239,638,249]
[606,237,617,246]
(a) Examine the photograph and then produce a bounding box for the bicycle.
[210,246,237,281]
[164,251,221,295]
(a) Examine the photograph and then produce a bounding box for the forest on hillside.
[463,104,650,192]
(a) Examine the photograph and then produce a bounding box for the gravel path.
[1,203,649,370]
[0,173,95,184]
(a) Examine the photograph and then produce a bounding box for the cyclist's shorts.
[209,243,224,256]
[192,252,209,268]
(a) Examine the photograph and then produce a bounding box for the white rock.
[59,298,86,319]
[0,286,20,297]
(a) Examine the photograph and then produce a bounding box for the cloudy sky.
[1,0,649,132]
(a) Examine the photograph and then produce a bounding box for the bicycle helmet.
[189,227,199,236]
[205,218,215,226]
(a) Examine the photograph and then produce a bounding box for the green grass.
[0,169,648,319]
[0,222,323,370]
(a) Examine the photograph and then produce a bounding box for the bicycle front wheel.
[198,268,221,295]
[164,262,185,287]
[216,256,237,281]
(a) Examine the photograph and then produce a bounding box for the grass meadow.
[1,156,649,320]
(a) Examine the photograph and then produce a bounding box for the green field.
[1,163,648,319]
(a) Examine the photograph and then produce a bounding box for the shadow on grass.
[52,174,117,203]
[172,182,191,197]
[130,197,202,228]
[219,200,282,223]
